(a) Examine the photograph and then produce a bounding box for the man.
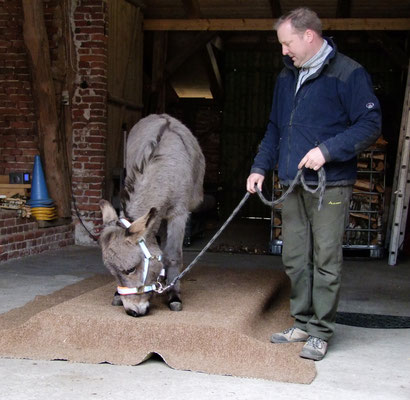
[246,8,381,361]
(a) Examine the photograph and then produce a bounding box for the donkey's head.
[98,200,163,317]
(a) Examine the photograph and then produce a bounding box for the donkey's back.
[122,114,205,221]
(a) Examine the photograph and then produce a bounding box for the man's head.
[274,8,323,67]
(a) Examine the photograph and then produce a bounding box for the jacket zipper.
[282,40,334,180]
[287,83,299,177]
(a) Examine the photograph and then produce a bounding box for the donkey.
[99,114,205,317]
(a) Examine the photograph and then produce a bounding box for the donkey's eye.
[124,267,137,275]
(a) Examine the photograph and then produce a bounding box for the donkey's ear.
[128,207,157,239]
[99,199,118,225]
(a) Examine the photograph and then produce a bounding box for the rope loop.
[255,167,326,211]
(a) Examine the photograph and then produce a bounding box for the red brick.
[79,55,106,63]
[3,218,16,227]
[78,204,100,211]
[86,136,104,143]
[84,190,101,197]
[9,121,32,129]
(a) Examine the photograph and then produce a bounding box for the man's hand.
[298,147,326,170]
[247,173,265,193]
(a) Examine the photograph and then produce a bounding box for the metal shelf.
[269,149,386,258]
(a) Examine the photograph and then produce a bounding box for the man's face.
[277,20,310,67]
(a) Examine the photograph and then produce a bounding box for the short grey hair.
[274,7,323,36]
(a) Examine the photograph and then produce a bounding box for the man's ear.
[304,29,314,43]
[127,207,157,240]
[99,200,118,225]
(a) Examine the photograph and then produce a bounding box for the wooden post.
[22,0,71,218]
[61,0,77,176]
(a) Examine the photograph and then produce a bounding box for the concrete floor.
[0,245,409,400]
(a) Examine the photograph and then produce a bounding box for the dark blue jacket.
[251,38,382,186]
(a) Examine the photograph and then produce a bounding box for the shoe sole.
[270,337,309,344]
[299,350,326,361]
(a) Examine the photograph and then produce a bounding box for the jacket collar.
[283,36,337,75]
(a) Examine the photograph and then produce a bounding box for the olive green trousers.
[281,185,352,341]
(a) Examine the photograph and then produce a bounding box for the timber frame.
[143,14,410,113]
[15,0,410,247]
[143,18,410,31]
[22,0,72,218]
[140,11,410,253]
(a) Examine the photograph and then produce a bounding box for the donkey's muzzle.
[125,306,150,317]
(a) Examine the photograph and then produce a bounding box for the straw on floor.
[0,266,316,383]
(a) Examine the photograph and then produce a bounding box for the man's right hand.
[246,173,265,193]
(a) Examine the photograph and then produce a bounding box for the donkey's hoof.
[112,292,123,306]
[169,301,183,311]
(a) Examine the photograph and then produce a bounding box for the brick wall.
[0,210,74,262]
[0,0,38,175]
[71,0,107,244]
[0,0,109,262]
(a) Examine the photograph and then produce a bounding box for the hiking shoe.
[270,327,309,343]
[300,336,328,361]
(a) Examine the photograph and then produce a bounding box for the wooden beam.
[124,0,145,9]
[22,0,71,218]
[181,0,201,18]
[108,93,143,111]
[165,31,218,78]
[269,0,282,18]
[143,18,410,31]
[61,2,76,177]
[336,0,351,18]
[149,31,217,108]
[212,36,223,51]
[204,43,223,101]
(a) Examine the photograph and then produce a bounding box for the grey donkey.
[99,114,205,317]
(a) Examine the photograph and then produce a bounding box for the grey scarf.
[296,40,332,93]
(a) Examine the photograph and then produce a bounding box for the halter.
[117,218,166,296]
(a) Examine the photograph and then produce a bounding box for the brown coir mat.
[0,266,316,383]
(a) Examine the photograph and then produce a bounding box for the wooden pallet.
[0,175,31,197]
[0,184,31,197]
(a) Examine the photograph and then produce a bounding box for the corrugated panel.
[220,48,280,218]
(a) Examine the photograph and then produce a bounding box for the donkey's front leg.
[163,214,188,311]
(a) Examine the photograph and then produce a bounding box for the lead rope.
[155,167,326,294]
[155,189,251,293]
[255,167,326,210]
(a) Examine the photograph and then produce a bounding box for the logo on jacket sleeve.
[366,102,375,109]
